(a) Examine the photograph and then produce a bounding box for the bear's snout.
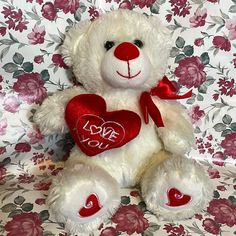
[114,42,140,61]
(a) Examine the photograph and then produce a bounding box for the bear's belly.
[67,123,163,187]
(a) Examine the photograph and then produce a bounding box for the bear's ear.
[61,20,92,67]
[148,15,172,43]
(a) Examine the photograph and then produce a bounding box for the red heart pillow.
[65,94,141,156]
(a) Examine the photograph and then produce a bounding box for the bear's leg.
[140,153,213,220]
[47,163,120,234]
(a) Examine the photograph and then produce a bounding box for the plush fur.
[34,10,213,235]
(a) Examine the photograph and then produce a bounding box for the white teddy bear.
[34,9,212,234]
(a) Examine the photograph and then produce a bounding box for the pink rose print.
[5,212,43,236]
[131,0,155,8]
[41,2,57,21]
[54,0,80,14]
[3,96,20,113]
[33,180,52,190]
[212,151,225,166]
[17,173,36,183]
[34,55,44,64]
[207,168,220,179]
[100,227,117,236]
[202,218,220,235]
[111,204,149,234]
[0,27,7,36]
[169,0,191,17]
[217,185,226,191]
[27,127,44,144]
[225,17,236,40]
[207,198,236,227]
[188,105,205,124]
[27,24,46,45]
[164,224,188,236]
[1,7,28,32]
[0,118,7,136]
[212,36,231,51]
[194,38,204,46]
[52,54,68,69]
[221,133,236,159]
[0,164,7,181]
[15,142,31,152]
[174,56,206,88]
[13,72,47,104]
[189,8,207,27]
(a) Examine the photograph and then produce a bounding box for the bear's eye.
[134,39,144,48]
[104,41,115,51]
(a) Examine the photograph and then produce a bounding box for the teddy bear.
[34,9,213,234]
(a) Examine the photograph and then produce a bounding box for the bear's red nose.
[114,42,140,61]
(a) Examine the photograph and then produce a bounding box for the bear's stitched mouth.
[116,70,141,80]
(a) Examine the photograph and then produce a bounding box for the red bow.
[140,76,192,127]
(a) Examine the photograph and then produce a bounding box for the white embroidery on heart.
[76,114,126,151]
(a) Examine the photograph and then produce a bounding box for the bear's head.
[62,10,172,94]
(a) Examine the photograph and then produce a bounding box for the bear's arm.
[152,98,195,155]
[34,86,86,135]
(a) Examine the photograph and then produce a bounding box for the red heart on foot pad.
[166,187,191,207]
[65,94,141,156]
[78,193,102,217]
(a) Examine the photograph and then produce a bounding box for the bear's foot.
[141,155,213,220]
[47,163,120,234]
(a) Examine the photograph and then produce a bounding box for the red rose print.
[194,38,204,46]
[100,227,117,236]
[163,223,187,236]
[207,168,220,179]
[0,146,6,155]
[188,105,205,124]
[17,173,36,183]
[13,72,47,104]
[212,36,231,51]
[232,54,236,68]
[221,133,236,159]
[212,151,225,166]
[5,212,43,236]
[33,180,52,190]
[202,218,220,235]
[35,198,46,205]
[207,0,218,2]
[111,205,149,234]
[165,14,172,22]
[217,185,226,191]
[217,78,236,97]
[88,6,100,21]
[1,7,28,32]
[169,0,191,17]
[0,27,7,36]
[27,24,46,45]
[131,0,155,8]
[54,0,79,14]
[15,142,31,152]
[195,214,203,220]
[0,164,7,181]
[119,0,133,9]
[41,2,57,21]
[34,55,44,64]
[174,56,206,88]
[207,198,236,227]
[189,9,207,27]
[52,54,68,69]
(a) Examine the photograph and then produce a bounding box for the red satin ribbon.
[140,76,192,127]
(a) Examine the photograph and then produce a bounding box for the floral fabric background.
[0,0,236,235]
